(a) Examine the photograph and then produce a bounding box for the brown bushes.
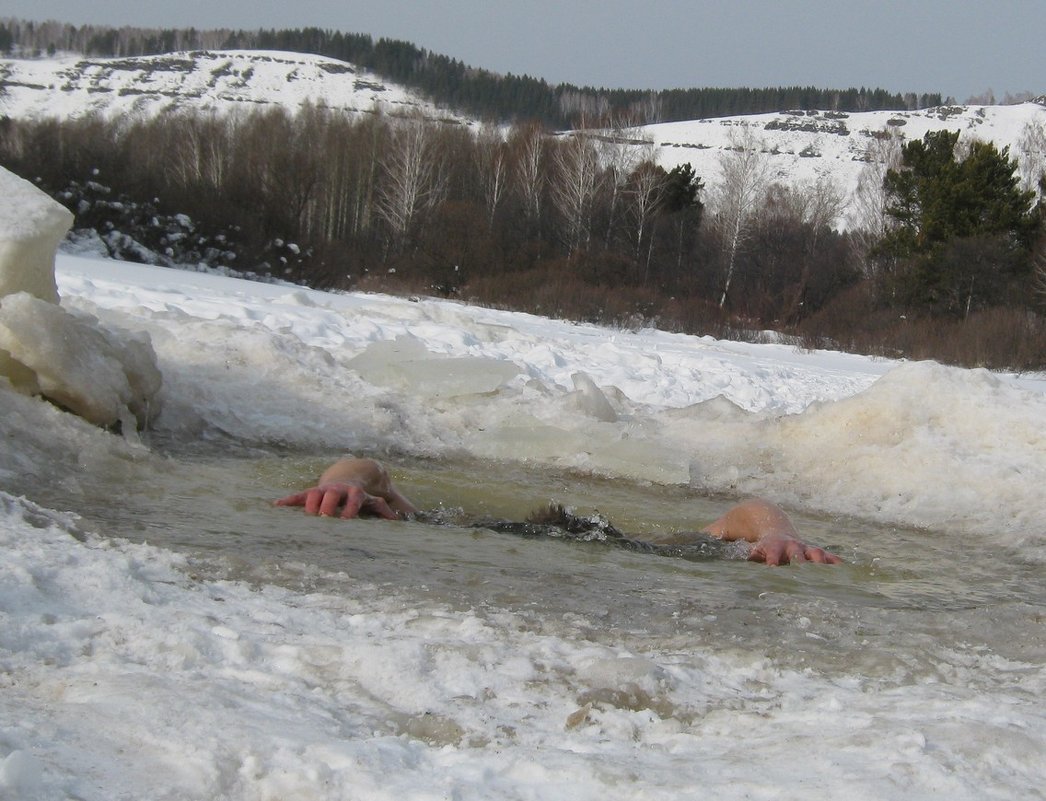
[799,283,1046,370]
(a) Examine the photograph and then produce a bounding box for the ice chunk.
[0,292,162,429]
[0,750,43,797]
[571,371,618,422]
[0,167,161,431]
[347,337,519,397]
[0,166,73,303]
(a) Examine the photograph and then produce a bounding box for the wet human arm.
[701,499,842,565]
[274,458,418,519]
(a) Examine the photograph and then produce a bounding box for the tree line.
[1,104,1041,368]
[0,18,942,126]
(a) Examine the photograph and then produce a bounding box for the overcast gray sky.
[5,0,1043,101]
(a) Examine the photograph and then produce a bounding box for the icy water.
[37,448,1046,680]
[7,434,1046,798]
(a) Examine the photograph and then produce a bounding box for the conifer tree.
[878,130,1040,314]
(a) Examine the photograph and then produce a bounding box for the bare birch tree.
[1032,244,1046,304]
[512,122,546,233]
[475,125,510,229]
[847,129,904,277]
[786,174,845,235]
[626,160,668,275]
[375,117,448,250]
[1017,119,1046,195]
[597,111,652,250]
[549,131,602,253]
[165,111,235,193]
[630,91,663,126]
[310,114,367,243]
[347,113,384,237]
[771,175,845,322]
[712,126,772,307]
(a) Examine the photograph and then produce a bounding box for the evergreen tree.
[878,130,1040,315]
[661,163,703,214]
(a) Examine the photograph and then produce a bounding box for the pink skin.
[702,498,843,566]
[274,458,418,520]
[276,459,842,565]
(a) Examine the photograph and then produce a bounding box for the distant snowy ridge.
[2,50,1044,219]
[0,49,469,125]
[638,102,1046,221]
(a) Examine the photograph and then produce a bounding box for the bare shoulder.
[701,498,798,543]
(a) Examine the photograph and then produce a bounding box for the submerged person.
[274,457,842,566]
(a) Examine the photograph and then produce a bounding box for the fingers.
[787,541,807,564]
[338,490,365,519]
[305,488,326,516]
[276,483,400,520]
[747,544,774,564]
[273,491,308,508]
[330,488,399,519]
[748,540,797,566]
[798,543,843,564]
[363,496,399,520]
[809,548,844,565]
[749,538,842,566]
[319,487,348,517]
[276,488,330,514]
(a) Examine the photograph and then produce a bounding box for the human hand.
[748,534,843,566]
[274,482,400,519]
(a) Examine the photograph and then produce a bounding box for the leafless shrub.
[800,284,1046,370]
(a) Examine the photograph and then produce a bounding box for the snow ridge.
[0,49,467,124]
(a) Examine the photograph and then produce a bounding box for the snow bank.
[679,361,1046,547]
[0,293,162,429]
[0,167,70,302]
[0,166,161,429]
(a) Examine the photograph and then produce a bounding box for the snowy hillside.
[636,102,1046,219]
[0,49,468,124]
[2,49,1044,218]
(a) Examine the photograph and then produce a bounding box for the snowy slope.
[0,49,468,124]
[636,102,1046,217]
[2,50,1044,216]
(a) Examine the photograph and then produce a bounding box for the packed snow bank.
[0,293,162,429]
[679,361,1046,546]
[0,167,161,429]
[0,167,70,302]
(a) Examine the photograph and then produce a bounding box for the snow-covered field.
[642,102,1046,218]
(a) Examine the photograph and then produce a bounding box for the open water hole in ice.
[29,446,1046,687]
